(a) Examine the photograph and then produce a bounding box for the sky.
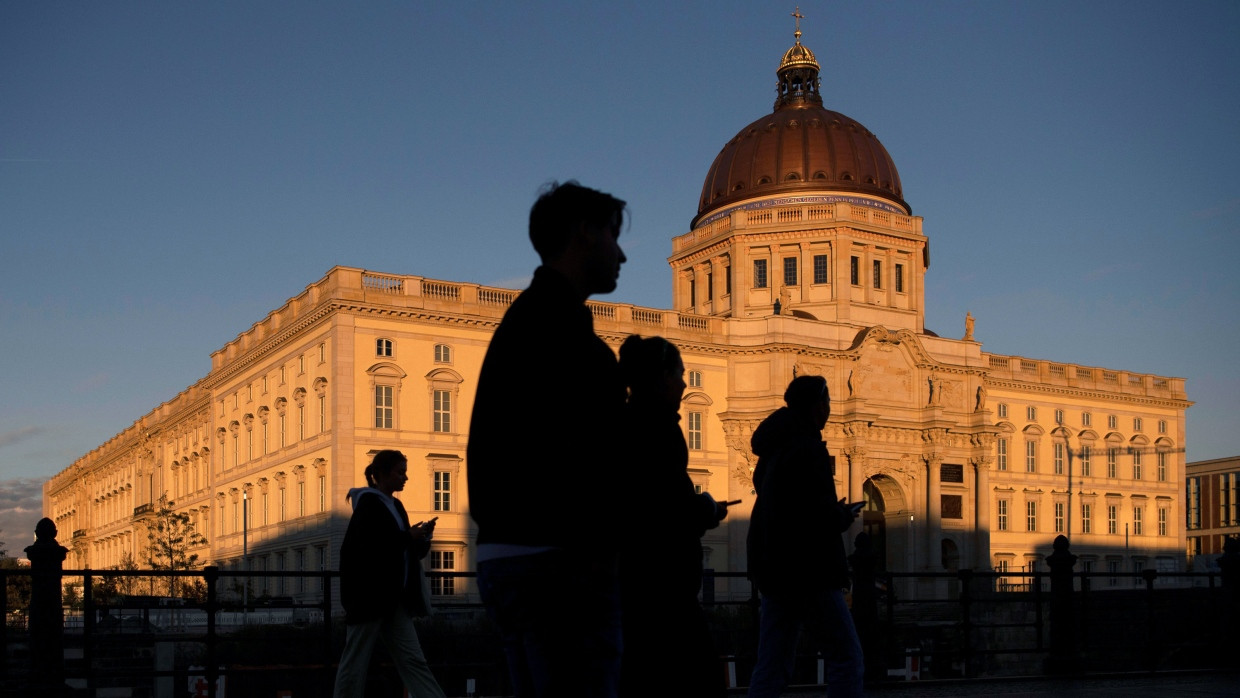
[2,1,1238,552]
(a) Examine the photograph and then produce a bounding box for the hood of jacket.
[751,406,818,457]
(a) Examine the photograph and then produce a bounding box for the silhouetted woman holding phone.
[617,335,729,698]
[334,449,445,698]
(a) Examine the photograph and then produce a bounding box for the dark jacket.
[746,407,853,596]
[467,266,626,549]
[339,489,431,624]
[620,396,722,603]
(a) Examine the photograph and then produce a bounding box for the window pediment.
[682,391,713,406]
[367,362,406,379]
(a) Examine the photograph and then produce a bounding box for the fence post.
[1043,534,1078,675]
[848,532,882,680]
[24,517,69,693]
[1218,537,1239,655]
[957,568,974,678]
[204,566,219,698]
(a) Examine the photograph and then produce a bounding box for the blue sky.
[2,1,1238,550]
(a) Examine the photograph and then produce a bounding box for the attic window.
[784,173,801,181]
[841,173,854,181]
[813,171,828,180]
[732,182,745,191]
[866,176,876,185]
[757,176,772,185]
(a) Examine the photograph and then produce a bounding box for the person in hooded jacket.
[616,335,729,698]
[746,376,864,698]
[334,449,445,698]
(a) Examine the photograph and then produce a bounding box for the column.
[925,454,942,570]
[973,457,992,569]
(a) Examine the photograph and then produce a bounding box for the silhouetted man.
[746,375,864,698]
[468,181,627,698]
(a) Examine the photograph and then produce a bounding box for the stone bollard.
[848,531,882,679]
[1043,535,1079,675]
[24,517,69,693]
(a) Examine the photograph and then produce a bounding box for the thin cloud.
[0,476,48,555]
[0,427,45,449]
[1190,198,1240,220]
[490,275,532,290]
[1083,261,1143,282]
[75,372,111,392]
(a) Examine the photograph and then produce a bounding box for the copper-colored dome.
[694,34,908,227]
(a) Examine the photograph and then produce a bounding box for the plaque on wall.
[941,463,964,483]
[941,494,963,519]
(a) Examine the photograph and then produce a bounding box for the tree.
[143,494,208,598]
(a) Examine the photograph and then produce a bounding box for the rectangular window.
[434,344,452,363]
[1054,442,1064,475]
[1082,412,1092,427]
[375,385,394,429]
[688,370,702,388]
[753,259,768,289]
[1027,501,1037,532]
[997,499,1009,531]
[295,549,305,593]
[687,412,703,450]
[1108,559,1120,587]
[850,256,859,285]
[872,259,882,289]
[1054,501,1065,533]
[430,551,455,596]
[262,421,269,455]
[783,257,797,286]
[262,492,268,525]
[997,438,1008,471]
[689,278,696,306]
[1026,406,1037,421]
[706,272,713,301]
[1082,446,1092,476]
[318,475,326,513]
[725,266,731,295]
[1157,452,1167,481]
[1081,504,1092,534]
[1158,508,1168,536]
[1133,506,1143,535]
[1107,449,1117,478]
[434,471,451,512]
[998,403,1008,418]
[298,481,305,518]
[299,355,305,373]
[319,394,326,433]
[894,263,904,292]
[1187,477,1200,529]
[1026,440,1037,473]
[298,404,305,441]
[319,342,326,363]
[376,339,393,357]
[1054,409,1064,424]
[280,487,286,522]
[813,254,828,284]
[433,390,452,433]
[1108,414,1118,429]
[1158,419,1167,434]
[1133,417,1143,432]
[1107,505,1118,534]
[279,413,287,448]
[1133,451,1143,480]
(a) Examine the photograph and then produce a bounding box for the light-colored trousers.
[334,610,446,698]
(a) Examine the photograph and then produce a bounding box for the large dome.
[694,30,908,227]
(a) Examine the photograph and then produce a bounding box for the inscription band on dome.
[698,194,907,228]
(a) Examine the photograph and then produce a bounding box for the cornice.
[983,378,1192,409]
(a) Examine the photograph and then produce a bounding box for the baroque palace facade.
[45,28,1191,601]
